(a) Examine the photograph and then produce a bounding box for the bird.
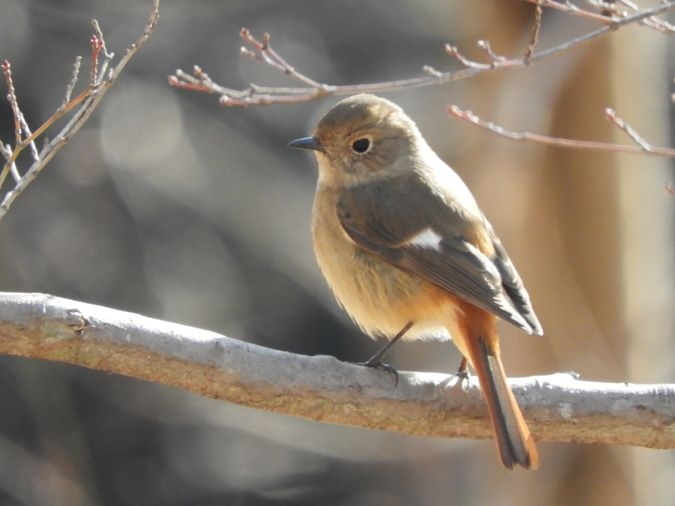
[288,93,542,470]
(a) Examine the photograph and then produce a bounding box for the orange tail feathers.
[467,335,539,470]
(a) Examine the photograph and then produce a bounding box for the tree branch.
[523,0,675,32]
[0,0,160,220]
[168,1,675,106]
[447,105,675,157]
[0,292,673,449]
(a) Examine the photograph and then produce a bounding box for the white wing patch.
[407,227,443,252]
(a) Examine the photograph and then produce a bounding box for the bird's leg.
[363,321,413,366]
[452,356,470,391]
[357,321,414,385]
[456,356,469,379]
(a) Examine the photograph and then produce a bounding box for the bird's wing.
[336,177,541,334]
[484,221,542,335]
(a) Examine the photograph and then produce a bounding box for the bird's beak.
[288,136,325,152]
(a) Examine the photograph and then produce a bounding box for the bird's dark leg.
[452,356,470,390]
[456,356,469,379]
[363,321,414,366]
[358,321,414,386]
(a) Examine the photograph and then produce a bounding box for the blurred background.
[0,0,673,504]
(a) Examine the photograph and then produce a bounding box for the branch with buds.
[169,1,674,107]
[524,0,674,32]
[0,0,160,221]
[447,105,675,158]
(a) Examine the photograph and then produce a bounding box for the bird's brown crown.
[313,94,422,180]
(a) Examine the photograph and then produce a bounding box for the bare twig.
[531,0,615,22]
[238,28,324,89]
[0,62,32,188]
[0,292,673,448]
[61,56,82,109]
[1,62,21,147]
[169,1,674,107]
[447,105,675,157]
[524,1,544,61]
[605,107,652,151]
[0,61,38,166]
[524,0,675,32]
[89,34,105,84]
[0,0,160,221]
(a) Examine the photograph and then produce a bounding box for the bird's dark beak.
[288,136,325,152]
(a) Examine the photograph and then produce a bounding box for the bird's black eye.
[351,138,371,154]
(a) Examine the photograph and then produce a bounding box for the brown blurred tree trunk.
[611,21,674,506]
[456,3,672,505]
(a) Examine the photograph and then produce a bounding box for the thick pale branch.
[0,292,673,448]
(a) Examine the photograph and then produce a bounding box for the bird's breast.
[311,186,454,340]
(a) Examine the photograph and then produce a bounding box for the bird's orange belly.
[315,238,458,340]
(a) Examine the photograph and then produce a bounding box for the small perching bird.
[289,94,543,470]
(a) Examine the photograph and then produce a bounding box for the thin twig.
[169,1,674,107]
[2,62,23,148]
[604,108,653,151]
[605,0,675,32]
[0,0,161,220]
[90,35,104,84]
[239,28,324,89]
[61,56,82,109]
[447,105,675,157]
[474,40,507,63]
[525,1,544,61]
[0,62,28,187]
[524,0,675,32]
[90,19,115,83]
[525,0,620,21]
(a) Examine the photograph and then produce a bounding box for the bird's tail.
[468,336,539,470]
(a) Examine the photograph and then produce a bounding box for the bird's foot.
[452,371,470,392]
[356,359,399,387]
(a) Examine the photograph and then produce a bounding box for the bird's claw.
[357,359,400,387]
[451,369,470,392]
